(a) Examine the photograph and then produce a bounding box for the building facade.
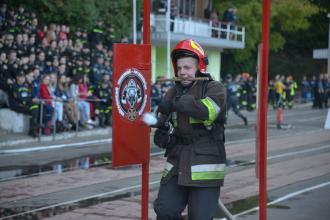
[149,0,245,81]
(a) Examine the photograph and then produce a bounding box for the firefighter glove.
[154,128,171,149]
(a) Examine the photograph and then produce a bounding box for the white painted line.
[227,144,330,169]
[0,139,112,154]
[225,128,325,146]
[267,144,330,160]
[0,180,160,220]
[0,128,325,155]
[295,116,324,123]
[232,181,330,218]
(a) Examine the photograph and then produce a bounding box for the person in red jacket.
[39,74,54,134]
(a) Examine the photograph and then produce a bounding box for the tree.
[214,0,320,74]
[4,0,133,39]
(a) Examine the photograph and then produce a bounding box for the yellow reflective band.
[18,87,28,92]
[172,112,177,127]
[189,117,204,124]
[191,164,225,180]
[162,162,174,177]
[30,105,39,110]
[93,28,103,33]
[200,97,220,126]
[192,172,224,180]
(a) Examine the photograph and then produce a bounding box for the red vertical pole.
[142,1,150,220]
[259,0,271,220]
[143,0,150,45]
[142,162,149,220]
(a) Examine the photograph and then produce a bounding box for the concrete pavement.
[1,129,329,219]
[0,104,329,219]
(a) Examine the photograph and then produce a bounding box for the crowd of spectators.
[222,72,257,111]
[300,73,330,109]
[268,73,330,110]
[151,77,173,112]
[0,4,123,137]
[207,7,238,38]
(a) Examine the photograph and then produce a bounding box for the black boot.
[106,114,112,126]
[29,118,40,138]
[28,128,39,138]
[243,117,248,126]
[99,115,106,128]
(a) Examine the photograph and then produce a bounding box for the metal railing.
[36,98,109,142]
[151,14,245,43]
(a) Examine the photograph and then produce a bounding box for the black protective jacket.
[158,79,227,187]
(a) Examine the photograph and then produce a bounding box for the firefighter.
[240,72,253,111]
[95,74,112,127]
[9,71,40,137]
[153,39,227,220]
[275,74,285,109]
[268,78,276,109]
[225,74,248,126]
[284,75,297,109]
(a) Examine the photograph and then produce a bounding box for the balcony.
[313,48,328,59]
[150,14,245,49]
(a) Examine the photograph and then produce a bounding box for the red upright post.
[142,1,150,220]
[259,0,271,220]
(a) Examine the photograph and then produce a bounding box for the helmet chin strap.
[195,70,202,77]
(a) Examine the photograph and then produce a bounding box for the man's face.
[26,72,34,83]
[50,74,57,83]
[103,74,110,82]
[17,75,25,84]
[97,57,104,64]
[176,57,198,86]
[0,53,6,61]
[9,52,17,61]
[33,69,40,78]
[59,65,66,73]
[38,52,45,61]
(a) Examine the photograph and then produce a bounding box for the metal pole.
[327,13,330,77]
[255,43,262,178]
[38,102,44,142]
[133,0,137,44]
[218,200,236,220]
[142,2,150,220]
[52,100,56,141]
[259,0,271,220]
[166,0,171,79]
[143,0,150,45]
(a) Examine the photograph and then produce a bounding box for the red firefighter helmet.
[171,39,208,76]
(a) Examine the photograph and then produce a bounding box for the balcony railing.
[150,14,245,44]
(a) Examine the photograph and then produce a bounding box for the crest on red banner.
[115,68,147,121]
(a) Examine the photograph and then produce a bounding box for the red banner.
[112,44,151,167]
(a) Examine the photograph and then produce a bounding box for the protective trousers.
[154,175,220,220]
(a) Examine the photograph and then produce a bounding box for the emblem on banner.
[115,68,147,121]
